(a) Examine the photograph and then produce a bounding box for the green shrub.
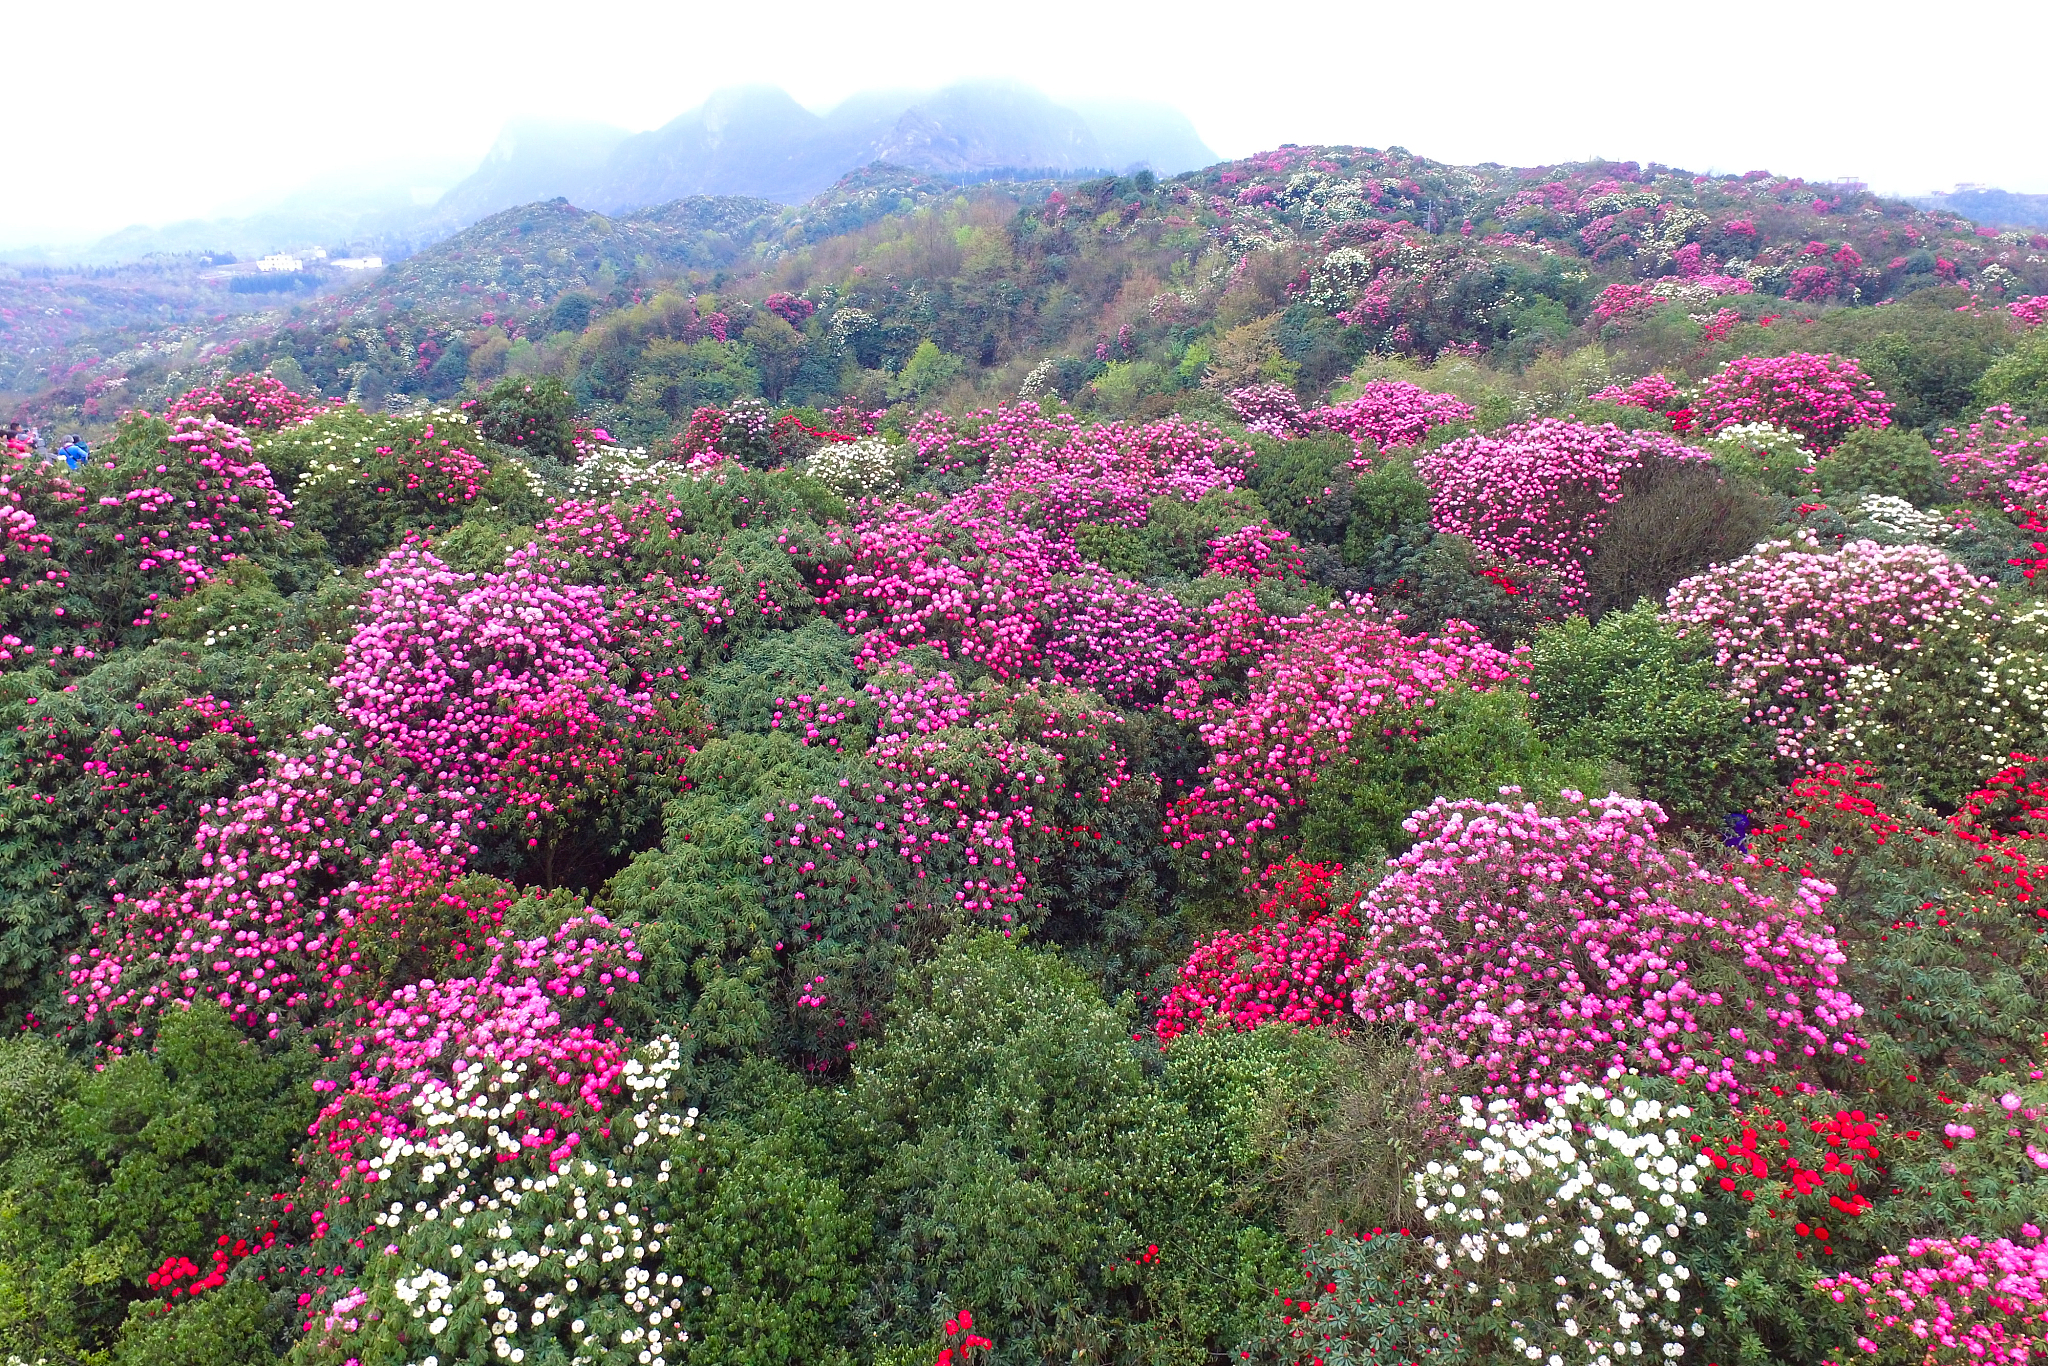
[1296,686,1608,865]
[0,1007,316,1359]
[1530,603,1777,821]
[1583,456,1775,619]
[1243,432,1358,547]
[1975,325,2048,421]
[0,650,263,1006]
[1705,423,1817,498]
[1817,425,1945,505]
[475,373,578,462]
[849,935,1301,1362]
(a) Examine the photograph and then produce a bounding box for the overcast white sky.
[4,0,2044,249]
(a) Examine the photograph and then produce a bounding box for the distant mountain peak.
[431,82,1216,223]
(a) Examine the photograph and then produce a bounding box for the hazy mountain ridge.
[36,82,1215,269]
[1912,187,2048,230]
[440,81,1213,222]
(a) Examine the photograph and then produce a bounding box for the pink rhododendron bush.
[1820,1226,2048,1366]
[1588,372,1684,410]
[1935,405,2048,511]
[1663,536,1994,761]
[1344,789,1863,1097]
[1416,418,1711,603]
[1162,599,1524,879]
[1228,379,1475,448]
[1692,352,1894,449]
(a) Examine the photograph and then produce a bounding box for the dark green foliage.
[0,1006,317,1360]
[0,651,263,1009]
[1976,325,2048,421]
[1363,531,1566,647]
[680,1134,867,1364]
[1341,457,1435,561]
[1817,424,1946,505]
[1295,687,1608,866]
[1583,456,1775,618]
[1530,603,1777,821]
[113,1281,282,1366]
[700,619,864,737]
[849,935,1305,1363]
[1766,290,2016,431]
[475,373,579,462]
[1239,1233,1461,1366]
[1243,432,1358,547]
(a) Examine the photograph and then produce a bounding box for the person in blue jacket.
[58,434,89,469]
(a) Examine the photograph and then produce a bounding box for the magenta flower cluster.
[1345,790,1865,1097]
[825,404,1255,689]
[1820,1224,2048,1366]
[1935,405,2048,512]
[1227,381,1475,450]
[1691,352,1893,450]
[1416,419,1709,603]
[1162,600,1523,879]
[334,540,651,824]
[1588,374,1684,411]
[1205,522,1308,584]
[167,374,321,432]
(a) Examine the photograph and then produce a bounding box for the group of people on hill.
[3,420,89,468]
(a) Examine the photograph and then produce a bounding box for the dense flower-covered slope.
[1,142,2048,1366]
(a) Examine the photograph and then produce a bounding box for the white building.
[256,254,304,273]
[332,256,385,271]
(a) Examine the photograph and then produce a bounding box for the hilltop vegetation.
[1,141,2048,1366]
[226,148,2048,435]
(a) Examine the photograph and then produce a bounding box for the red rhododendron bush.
[9,352,2048,1366]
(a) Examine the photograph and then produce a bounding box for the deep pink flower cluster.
[355,423,493,512]
[1206,523,1308,584]
[1154,915,1354,1040]
[310,891,640,1180]
[1663,538,1994,761]
[67,537,656,1045]
[1416,419,1709,603]
[1309,381,1476,451]
[1163,601,1523,879]
[1593,283,1658,322]
[1588,374,1684,410]
[1692,353,1893,450]
[763,292,817,326]
[1935,406,2048,512]
[166,373,319,431]
[1227,381,1475,450]
[64,727,479,1042]
[1037,579,1272,705]
[1820,1224,2048,1366]
[2012,296,2048,328]
[333,541,651,813]
[828,406,1252,680]
[1346,790,1865,1097]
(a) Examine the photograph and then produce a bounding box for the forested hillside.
[2,140,2048,1366]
